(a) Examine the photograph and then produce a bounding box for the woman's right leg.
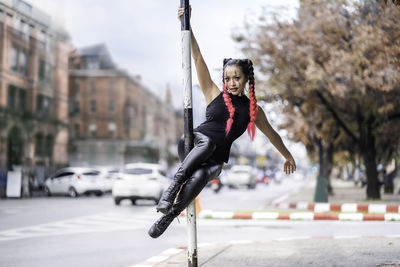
[157,132,216,214]
[149,162,222,238]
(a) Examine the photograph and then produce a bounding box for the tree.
[236,0,400,199]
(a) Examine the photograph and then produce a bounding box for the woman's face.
[224,65,247,96]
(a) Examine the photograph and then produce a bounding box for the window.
[89,123,97,138]
[54,172,74,179]
[39,60,45,81]
[7,85,16,110]
[123,168,152,175]
[158,170,167,177]
[39,30,47,50]
[82,171,100,176]
[85,56,99,69]
[89,100,96,113]
[124,114,130,135]
[19,89,26,113]
[108,122,116,138]
[74,101,80,113]
[74,124,80,138]
[19,50,27,75]
[10,45,28,75]
[69,99,79,115]
[38,59,51,82]
[35,133,43,156]
[37,94,52,118]
[44,135,53,157]
[42,97,50,116]
[109,99,115,113]
[20,20,30,41]
[13,16,21,33]
[10,46,18,71]
[74,80,80,97]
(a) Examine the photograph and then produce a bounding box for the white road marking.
[0,212,155,242]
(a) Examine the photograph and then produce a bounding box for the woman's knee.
[191,168,208,187]
[206,164,223,181]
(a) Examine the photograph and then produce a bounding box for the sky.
[27,0,307,164]
[28,0,299,108]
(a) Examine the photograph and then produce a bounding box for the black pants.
[170,132,223,216]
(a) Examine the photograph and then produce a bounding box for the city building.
[0,0,72,196]
[68,44,181,167]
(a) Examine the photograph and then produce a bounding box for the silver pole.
[180,0,197,266]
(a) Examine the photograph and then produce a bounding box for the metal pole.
[180,0,197,266]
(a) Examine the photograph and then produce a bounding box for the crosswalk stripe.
[0,212,156,242]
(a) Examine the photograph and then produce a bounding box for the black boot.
[148,212,177,238]
[149,163,222,239]
[156,180,182,214]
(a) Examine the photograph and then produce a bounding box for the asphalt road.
[0,178,399,267]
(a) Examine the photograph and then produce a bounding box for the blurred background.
[1,1,400,266]
[0,0,399,206]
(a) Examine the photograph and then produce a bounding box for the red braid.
[247,82,258,141]
[222,83,235,135]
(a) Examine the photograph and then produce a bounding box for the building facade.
[68,44,180,167]
[0,0,71,195]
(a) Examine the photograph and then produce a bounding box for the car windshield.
[233,170,250,174]
[82,171,100,176]
[123,168,152,175]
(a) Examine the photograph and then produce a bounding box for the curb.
[198,210,400,221]
[131,235,400,267]
[275,202,400,213]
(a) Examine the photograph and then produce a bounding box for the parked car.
[93,166,120,192]
[44,167,108,197]
[112,163,170,205]
[225,165,257,189]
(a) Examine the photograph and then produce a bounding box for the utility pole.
[180,0,197,266]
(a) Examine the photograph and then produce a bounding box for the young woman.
[148,7,296,239]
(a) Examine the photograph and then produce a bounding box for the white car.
[112,163,170,205]
[225,165,257,189]
[93,166,120,192]
[44,167,108,197]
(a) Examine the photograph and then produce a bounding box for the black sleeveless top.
[194,92,250,163]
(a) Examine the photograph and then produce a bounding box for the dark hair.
[222,58,258,141]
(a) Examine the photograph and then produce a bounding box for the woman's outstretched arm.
[255,106,296,174]
[178,7,220,105]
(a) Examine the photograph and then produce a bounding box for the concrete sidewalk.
[136,236,400,267]
[282,178,400,205]
[135,179,400,267]
[196,179,400,221]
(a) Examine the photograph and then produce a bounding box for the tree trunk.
[361,122,381,199]
[322,142,334,195]
[314,138,329,202]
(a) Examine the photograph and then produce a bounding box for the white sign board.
[6,167,22,198]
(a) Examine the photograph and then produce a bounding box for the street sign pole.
[180,0,197,266]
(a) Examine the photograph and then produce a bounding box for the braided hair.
[222,58,258,141]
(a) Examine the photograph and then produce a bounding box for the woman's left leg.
[148,162,223,238]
